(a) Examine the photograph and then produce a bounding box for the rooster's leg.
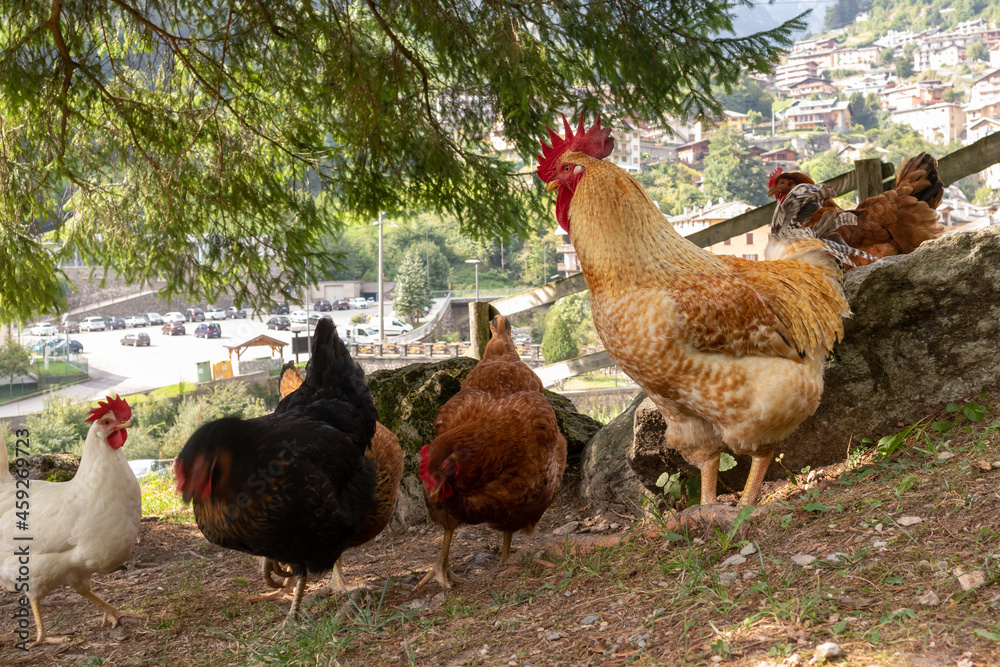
[76,588,144,628]
[738,453,774,507]
[251,559,297,601]
[699,453,721,505]
[287,574,308,620]
[314,558,371,601]
[28,601,70,647]
[499,531,513,564]
[415,528,467,590]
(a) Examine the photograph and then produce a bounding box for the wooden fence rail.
[475,130,1000,379]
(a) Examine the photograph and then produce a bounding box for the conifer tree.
[393,250,433,325]
[0,2,805,322]
[702,124,768,206]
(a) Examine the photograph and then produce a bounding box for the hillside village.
[525,15,1000,271]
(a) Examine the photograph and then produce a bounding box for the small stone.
[874,523,884,532]
[958,570,986,591]
[718,554,747,568]
[545,631,562,641]
[956,658,973,667]
[873,540,888,548]
[916,590,940,606]
[692,537,706,546]
[628,633,649,648]
[975,460,992,471]
[478,644,489,655]
[743,570,760,580]
[791,554,816,567]
[581,615,599,626]
[896,516,922,527]
[990,598,1000,611]
[552,521,579,536]
[564,590,573,597]
[719,572,739,585]
[814,642,842,660]
[992,461,1000,469]
[937,452,955,460]
[711,655,723,663]
[826,553,847,563]
[592,523,610,532]
[740,542,758,556]
[610,523,620,530]
[473,552,492,566]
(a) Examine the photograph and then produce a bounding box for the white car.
[205,308,227,320]
[342,325,379,344]
[348,297,368,309]
[80,316,106,332]
[163,312,186,324]
[145,312,164,325]
[289,310,308,324]
[368,316,414,336]
[125,315,149,328]
[29,322,57,336]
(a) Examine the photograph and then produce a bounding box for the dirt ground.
[3,401,1000,667]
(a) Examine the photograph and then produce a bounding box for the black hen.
[174,318,377,617]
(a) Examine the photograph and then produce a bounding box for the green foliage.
[541,316,578,364]
[799,151,850,184]
[636,163,707,215]
[974,185,997,205]
[702,124,768,206]
[393,250,433,325]
[825,0,873,30]
[0,339,31,386]
[715,76,775,116]
[896,59,915,80]
[849,93,884,131]
[24,396,92,454]
[0,2,806,323]
[968,39,987,62]
[126,396,181,460]
[160,384,268,458]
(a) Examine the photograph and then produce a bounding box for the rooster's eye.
[564,165,570,171]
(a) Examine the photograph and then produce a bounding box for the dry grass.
[3,394,999,666]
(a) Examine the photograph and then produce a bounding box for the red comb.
[536,112,615,183]
[418,444,433,490]
[85,395,132,423]
[768,166,784,189]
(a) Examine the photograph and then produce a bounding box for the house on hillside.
[964,96,1000,125]
[759,148,798,171]
[833,45,882,68]
[667,201,755,240]
[914,43,968,71]
[890,103,966,144]
[554,227,580,277]
[785,77,838,98]
[970,69,1000,105]
[784,49,836,71]
[776,61,819,88]
[780,99,853,132]
[676,139,710,166]
[880,80,948,111]
[967,116,1000,143]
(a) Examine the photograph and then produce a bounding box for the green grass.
[140,472,194,522]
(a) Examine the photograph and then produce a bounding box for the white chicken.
[1,395,142,647]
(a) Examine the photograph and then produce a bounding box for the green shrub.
[159,383,267,458]
[542,316,578,363]
[24,395,92,454]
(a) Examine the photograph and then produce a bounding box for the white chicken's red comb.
[86,395,131,423]
[536,112,614,183]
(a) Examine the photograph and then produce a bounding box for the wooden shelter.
[225,334,287,363]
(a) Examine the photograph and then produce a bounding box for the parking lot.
[3,301,411,416]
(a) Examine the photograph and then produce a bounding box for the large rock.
[579,393,647,515]
[366,356,602,526]
[598,228,1000,495]
[5,453,80,482]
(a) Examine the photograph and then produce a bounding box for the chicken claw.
[414,528,467,590]
[78,590,144,628]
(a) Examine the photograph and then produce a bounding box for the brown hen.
[768,153,944,267]
[416,314,567,589]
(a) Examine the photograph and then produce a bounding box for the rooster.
[175,319,378,618]
[1,396,141,647]
[258,361,403,599]
[416,314,567,589]
[767,154,944,267]
[537,114,851,509]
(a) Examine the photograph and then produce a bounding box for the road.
[0,301,418,417]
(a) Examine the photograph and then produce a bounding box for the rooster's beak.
[767,187,776,197]
[545,181,558,192]
[116,420,132,430]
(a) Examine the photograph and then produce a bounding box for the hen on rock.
[767,153,944,267]
[174,319,378,618]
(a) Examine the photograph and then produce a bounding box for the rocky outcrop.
[588,228,1000,496]
[6,452,80,482]
[579,393,647,516]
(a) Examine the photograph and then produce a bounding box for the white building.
[890,103,966,144]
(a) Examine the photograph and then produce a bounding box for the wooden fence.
[472,130,1000,383]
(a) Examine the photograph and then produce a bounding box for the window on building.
[746,232,754,244]
[743,253,758,261]
[633,157,639,164]
[723,238,732,246]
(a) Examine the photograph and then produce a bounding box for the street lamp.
[465,259,480,301]
[372,212,397,342]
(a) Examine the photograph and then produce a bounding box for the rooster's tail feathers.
[896,153,943,209]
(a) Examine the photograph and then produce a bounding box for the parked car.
[348,297,368,309]
[162,322,186,336]
[226,306,247,319]
[80,316,106,332]
[105,316,126,330]
[289,310,308,324]
[60,321,80,334]
[127,459,174,479]
[146,312,165,325]
[265,316,290,331]
[313,300,332,312]
[341,325,379,343]
[307,313,333,326]
[125,314,149,328]
[53,338,84,354]
[368,316,414,335]
[162,312,186,324]
[333,299,350,310]
[120,333,151,347]
[29,322,57,336]
[205,307,227,321]
[185,307,205,322]
[194,322,222,339]
[273,302,290,315]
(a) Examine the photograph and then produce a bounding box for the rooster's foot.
[100,609,144,629]
[249,587,295,603]
[29,635,72,648]
[414,562,466,591]
[670,503,758,534]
